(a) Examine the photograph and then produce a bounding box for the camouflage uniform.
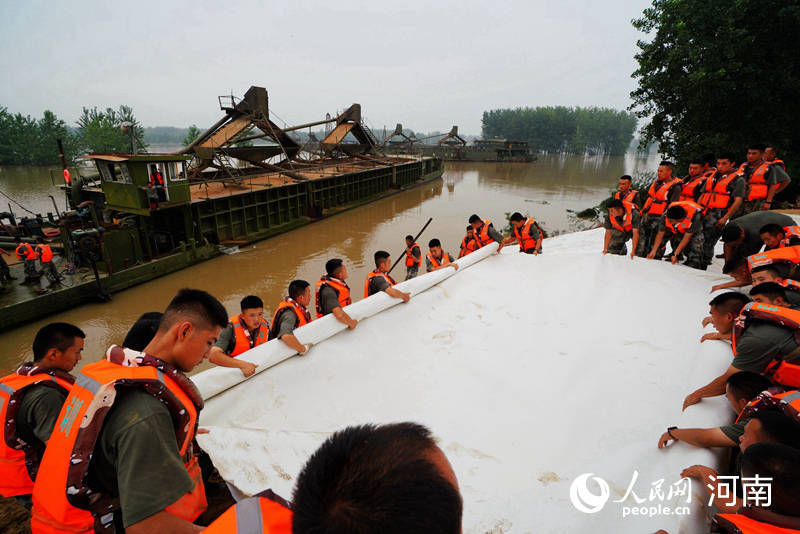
[699,171,746,266]
[604,209,641,255]
[741,162,791,215]
[659,211,706,270]
[636,179,682,258]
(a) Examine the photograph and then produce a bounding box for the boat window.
[98,162,128,183]
[166,161,188,182]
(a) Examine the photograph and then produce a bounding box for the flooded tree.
[75,105,148,154]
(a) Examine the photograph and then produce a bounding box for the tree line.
[481,106,638,155]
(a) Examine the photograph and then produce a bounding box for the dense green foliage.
[630,0,800,177]
[182,125,201,146]
[481,106,637,155]
[75,105,148,154]
[0,107,78,165]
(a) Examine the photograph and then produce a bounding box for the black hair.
[740,443,800,515]
[709,292,751,316]
[760,223,785,237]
[33,322,86,362]
[465,225,473,232]
[122,312,163,352]
[159,288,228,332]
[292,423,462,534]
[509,212,524,222]
[405,235,414,242]
[374,250,390,267]
[718,152,737,164]
[725,372,772,402]
[702,153,716,166]
[606,198,624,210]
[721,223,744,243]
[688,157,705,165]
[429,238,441,248]
[468,214,481,224]
[749,282,788,302]
[722,256,746,274]
[289,280,311,299]
[240,295,264,311]
[658,160,674,168]
[748,143,767,152]
[665,205,687,220]
[325,258,344,277]
[750,264,781,277]
[751,411,800,448]
[619,174,632,181]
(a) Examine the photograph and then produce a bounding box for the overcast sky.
[0,0,652,135]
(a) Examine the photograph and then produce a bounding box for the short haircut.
[709,292,750,315]
[240,295,264,311]
[509,212,524,222]
[619,174,632,182]
[721,223,744,243]
[748,143,766,152]
[429,238,441,248]
[749,282,788,302]
[689,156,705,165]
[665,205,687,220]
[725,372,772,402]
[292,423,462,534]
[606,198,624,210]
[722,256,746,274]
[325,258,344,277]
[751,411,800,448]
[468,214,481,224]
[740,443,800,515]
[122,312,163,351]
[718,152,737,164]
[750,264,781,277]
[33,322,86,362]
[702,153,716,166]
[465,225,473,232]
[760,223,785,237]
[159,288,228,332]
[374,250,390,267]
[289,280,311,299]
[659,160,674,168]
[405,235,414,242]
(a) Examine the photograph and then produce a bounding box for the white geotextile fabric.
[196,229,738,533]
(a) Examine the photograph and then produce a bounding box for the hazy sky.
[0,0,652,135]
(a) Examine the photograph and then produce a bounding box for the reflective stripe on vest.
[664,201,702,234]
[779,279,800,293]
[31,356,206,533]
[363,270,396,298]
[229,314,270,357]
[738,162,770,201]
[0,367,73,497]
[405,243,421,268]
[268,299,311,340]
[715,512,800,533]
[315,276,352,318]
[514,218,541,252]
[202,496,293,533]
[699,171,740,211]
[614,189,639,209]
[747,246,800,271]
[426,251,451,271]
[15,243,36,261]
[643,178,682,216]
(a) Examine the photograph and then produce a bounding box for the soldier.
[718,211,795,261]
[602,198,640,258]
[425,239,458,272]
[209,295,269,377]
[739,143,791,214]
[269,280,313,355]
[35,237,60,283]
[468,214,505,252]
[613,175,642,210]
[647,201,706,269]
[679,157,710,203]
[637,161,682,259]
[403,235,422,280]
[14,236,38,283]
[505,212,543,254]
[458,226,480,258]
[316,258,357,329]
[764,146,786,171]
[365,250,411,302]
[697,153,746,267]
[759,223,800,250]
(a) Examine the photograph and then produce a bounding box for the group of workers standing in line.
[1,236,61,285]
[0,210,549,533]
[602,144,791,272]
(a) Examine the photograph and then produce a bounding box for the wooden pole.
[388,217,433,275]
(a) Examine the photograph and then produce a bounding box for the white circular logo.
[569,473,610,514]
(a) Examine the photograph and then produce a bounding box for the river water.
[0,153,658,373]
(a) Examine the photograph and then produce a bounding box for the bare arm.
[126,511,203,534]
[279,334,308,354]
[683,365,738,410]
[648,230,666,259]
[630,229,639,260]
[717,197,743,227]
[671,232,694,263]
[208,347,256,377]
[385,287,410,303]
[658,427,736,449]
[603,229,612,254]
[332,306,357,329]
[711,279,749,292]
[680,466,741,514]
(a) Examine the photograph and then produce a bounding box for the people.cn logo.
[569,473,611,514]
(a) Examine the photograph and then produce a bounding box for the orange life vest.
[715,512,800,533]
[202,495,292,533]
[747,246,800,271]
[363,270,396,298]
[680,175,707,202]
[35,244,53,263]
[779,279,800,293]
[315,276,352,318]
[229,314,270,357]
[664,201,702,234]
[738,162,771,201]
[0,364,74,497]
[149,170,164,187]
[426,251,452,271]
[608,206,636,233]
[459,234,479,258]
[404,243,421,268]
[31,349,207,533]
[268,298,311,340]
[643,178,682,216]
[614,189,639,209]
[735,389,800,424]
[767,159,786,171]
[15,242,35,261]
[731,302,800,389]
[476,220,495,247]
[699,171,741,211]
[777,226,800,248]
[514,218,542,252]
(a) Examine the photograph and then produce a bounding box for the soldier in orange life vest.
[14,236,38,283]
[0,323,84,508]
[31,288,228,534]
[678,157,710,203]
[647,202,706,269]
[683,283,800,411]
[764,146,787,172]
[637,161,682,259]
[699,291,751,343]
[602,198,640,258]
[750,264,800,307]
[759,223,800,251]
[698,153,746,267]
[35,237,60,284]
[468,214,505,253]
[739,143,791,214]
[458,226,480,258]
[425,239,458,273]
[504,212,543,255]
[403,235,422,280]
[268,280,313,355]
[364,250,410,302]
[208,295,268,377]
[316,258,357,329]
[613,175,642,210]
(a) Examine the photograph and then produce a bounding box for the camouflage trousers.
[702,209,726,266]
[405,266,419,280]
[40,261,61,283]
[23,259,37,280]
[669,231,706,270]
[637,215,665,259]
[741,199,765,215]
[607,230,631,255]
